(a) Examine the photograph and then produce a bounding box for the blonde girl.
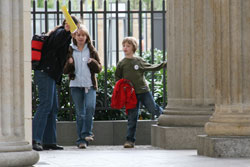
[64,25,102,149]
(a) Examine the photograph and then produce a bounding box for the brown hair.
[62,15,80,27]
[122,37,138,53]
[47,15,80,35]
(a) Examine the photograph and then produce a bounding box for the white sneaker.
[85,135,94,142]
[78,143,87,149]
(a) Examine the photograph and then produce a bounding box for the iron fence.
[31,0,167,120]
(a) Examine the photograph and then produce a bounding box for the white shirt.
[69,44,93,88]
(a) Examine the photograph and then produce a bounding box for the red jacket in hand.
[111,79,137,114]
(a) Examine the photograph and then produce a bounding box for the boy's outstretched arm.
[141,58,167,72]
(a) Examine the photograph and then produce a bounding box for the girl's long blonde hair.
[73,24,98,58]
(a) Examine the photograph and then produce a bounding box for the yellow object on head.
[61,5,77,33]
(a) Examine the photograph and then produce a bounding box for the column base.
[0,150,39,167]
[0,142,39,166]
[197,135,250,157]
[151,125,205,149]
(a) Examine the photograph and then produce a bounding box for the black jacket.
[37,26,72,85]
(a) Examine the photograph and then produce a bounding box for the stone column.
[0,1,39,166]
[151,0,215,149]
[197,0,250,157]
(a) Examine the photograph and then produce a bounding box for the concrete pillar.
[0,0,39,166]
[197,0,250,157]
[151,0,215,149]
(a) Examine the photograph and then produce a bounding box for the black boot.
[42,144,64,150]
[32,140,43,151]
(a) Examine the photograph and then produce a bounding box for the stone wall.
[57,120,156,146]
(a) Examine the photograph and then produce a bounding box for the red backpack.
[31,33,48,70]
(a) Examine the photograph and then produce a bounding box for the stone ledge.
[151,125,205,149]
[57,120,157,146]
[197,135,250,157]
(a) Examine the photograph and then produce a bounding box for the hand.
[68,57,73,64]
[163,61,167,68]
[88,58,94,63]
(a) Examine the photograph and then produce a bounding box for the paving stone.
[34,146,250,167]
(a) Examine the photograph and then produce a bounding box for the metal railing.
[31,0,167,120]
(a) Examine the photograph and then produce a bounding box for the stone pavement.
[33,146,250,167]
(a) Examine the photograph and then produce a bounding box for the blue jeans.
[70,87,96,145]
[126,92,163,142]
[32,70,58,144]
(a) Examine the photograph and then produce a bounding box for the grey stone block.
[57,121,114,145]
[197,135,250,157]
[57,121,77,145]
[92,121,114,145]
[136,120,157,145]
[57,120,156,146]
[113,120,127,145]
[151,125,205,149]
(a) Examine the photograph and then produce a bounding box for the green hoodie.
[115,56,166,94]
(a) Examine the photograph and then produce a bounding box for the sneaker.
[123,141,135,148]
[78,143,87,149]
[85,135,94,142]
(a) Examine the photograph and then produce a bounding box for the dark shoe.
[123,141,135,148]
[42,144,64,150]
[32,141,43,151]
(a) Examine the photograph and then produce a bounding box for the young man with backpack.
[32,16,80,151]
